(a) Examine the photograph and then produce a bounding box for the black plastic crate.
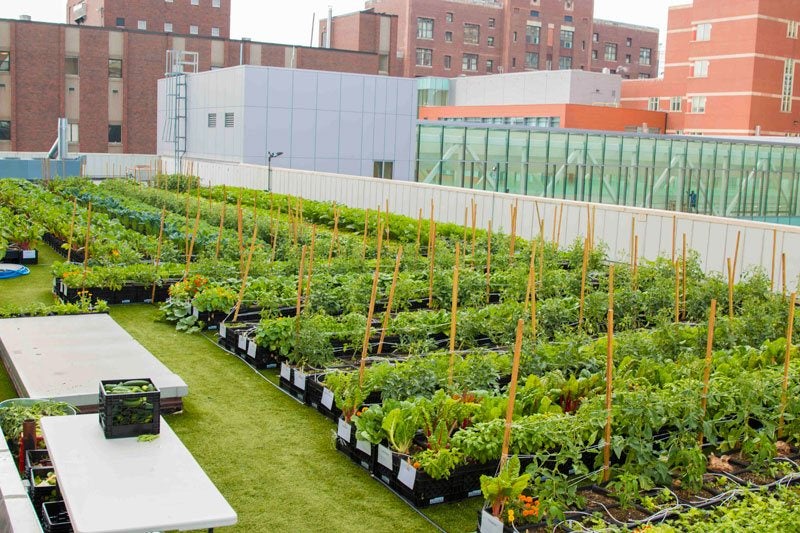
[335,419,377,472]
[25,450,51,479]
[99,379,160,439]
[393,459,497,508]
[29,466,60,519]
[42,500,73,533]
[278,364,308,402]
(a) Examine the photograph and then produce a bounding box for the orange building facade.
[621,0,800,136]
[418,103,666,133]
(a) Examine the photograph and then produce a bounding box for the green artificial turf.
[0,244,482,532]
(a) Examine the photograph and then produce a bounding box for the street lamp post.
[267,151,284,192]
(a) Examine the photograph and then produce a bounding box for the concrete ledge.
[0,496,43,533]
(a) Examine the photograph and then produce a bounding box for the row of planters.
[0,200,43,265]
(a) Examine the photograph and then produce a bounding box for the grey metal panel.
[315,110,340,159]
[267,67,293,109]
[265,106,292,158]
[291,108,317,158]
[244,67,269,108]
[340,75,365,113]
[339,111,364,160]
[243,106,267,164]
[292,70,318,110]
[316,72,341,111]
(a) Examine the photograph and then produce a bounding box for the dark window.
[0,121,10,141]
[560,30,573,49]
[565,15,573,22]
[444,55,451,69]
[526,25,540,44]
[559,56,572,69]
[530,10,539,17]
[462,53,478,71]
[417,18,434,39]
[464,24,480,45]
[487,36,494,46]
[65,57,79,75]
[373,161,393,179]
[488,18,495,28]
[486,59,493,72]
[525,52,539,69]
[108,124,122,143]
[108,59,122,78]
[115,17,125,27]
[0,51,10,72]
[445,31,453,42]
[446,12,453,23]
[626,37,633,47]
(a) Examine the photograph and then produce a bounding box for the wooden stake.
[377,247,403,355]
[361,208,370,260]
[500,319,525,468]
[538,228,545,290]
[578,237,590,328]
[771,229,778,292]
[184,194,190,261]
[470,199,477,264]
[779,292,797,438]
[236,195,244,267]
[304,226,317,304]
[232,210,259,322]
[530,258,537,340]
[295,246,307,323]
[447,243,461,386]
[602,266,615,482]
[674,261,681,324]
[630,217,636,268]
[485,220,493,304]
[556,204,564,245]
[150,208,166,304]
[415,207,423,252]
[327,207,340,264]
[358,221,385,387]
[66,197,77,263]
[524,246,536,311]
[81,203,92,291]
[633,236,639,291]
[551,208,558,243]
[184,195,202,279]
[699,299,718,445]
[215,191,226,261]
[671,215,677,263]
[682,234,688,319]
[782,253,787,298]
[510,201,518,261]
[727,258,734,319]
[732,231,741,282]
[270,205,281,263]
[428,221,437,308]
[591,206,597,251]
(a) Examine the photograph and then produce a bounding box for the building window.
[65,57,79,75]
[513,31,517,43]
[225,112,234,127]
[108,124,122,143]
[512,57,516,67]
[782,59,795,113]
[487,36,494,46]
[526,25,540,45]
[638,73,651,79]
[626,37,632,47]
[648,97,659,111]
[530,10,540,17]
[604,43,617,61]
[417,18,434,39]
[212,0,221,6]
[416,48,432,67]
[165,0,173,3]
[164,22,173,32]
[591,50,598,60]
[445,31,452,42]
[191,0,199,5]
[0,52,8,72]
[691,96,707,114]
[564,15,573,23]
[0,121,10,141]
[189,25,199,35]
[488,18,495,28]
[696,23,711,41]
[211,27,220,37]
[625,54,631,64]
[67,123,79,143]
[560,29,573,49]
[788,21,799,39]
[464,24,480,45]
[444,55,451,69]
[693,59,709,77]
[373,161,393,179]
[486,59,493,72]
[559,56,572,69]
[208,113,217,128]
[108,59,122,78]
[565,0,573,10]
[136,20,146,30]
[670,96,682,112]
[640,47,652,66]
[115,17,125,27]
[462,53,478,71]
[525,52,539,69]
[446,12,453,23]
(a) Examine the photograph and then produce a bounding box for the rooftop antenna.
[310,13,315,47]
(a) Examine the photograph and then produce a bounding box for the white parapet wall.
[0,152,161,178]
[164,156,800,290]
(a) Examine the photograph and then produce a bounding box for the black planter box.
[335,418,377,472]
[307,376,342,421]
[99,379,160,439]
[278,364,308,402]
[2,248,22,263]
[25,449,51,479]
[28,466,61,519]
[42,500,73,533]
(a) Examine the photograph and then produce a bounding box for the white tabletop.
[40,415,237,533]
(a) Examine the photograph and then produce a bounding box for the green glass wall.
[416,123,800,222]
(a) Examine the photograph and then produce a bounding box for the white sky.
[0,1,687,47]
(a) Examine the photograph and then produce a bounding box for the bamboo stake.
[462,206,469,252]
[782,253,787,298]
[586,204,592,251]
[328,208,340,264]
[304,226,317,304]
[500,319,525,468]
[184,194,190,261]
[630,217,636,268]
[509,201,518,261]
[671,215,677,263]
[699,299,718,445]
[428,221,436,308]
[591,206,597,251]
[551,207,558,243]
[361,208,370,260]
[525,245,536,312]
[66,197,77,263]
[578,237,590,328]
[538,226,544,289]
[732,231,741,281]
[633,236,639,291]
[215,193,226,261]
[530,258,537,340]
[415,207,423,252]
[727,258,734,319]
[470,199,477,264]
[674,261,681,324]
[80,203,92,292]
[236,196,244,269]
[556,204,564,245]
[232,209,259,322]
[486,220,493,304]
[150,208,166,304]
[184,195,202,279]
[270,205,281,264]
[771,229,778,292]
[377,247,403,355]
[448,243,461,386]
[384,199,390,247]
[779,292,797,438]
[602,265,615,483]
[295,246,307,328]
[358,221,385,387]
[682,234,687,319]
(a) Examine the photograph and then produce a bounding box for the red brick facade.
[591,20,658,79]
[320,10,400,75]
[66,0,231,38]
[0,18,390,154]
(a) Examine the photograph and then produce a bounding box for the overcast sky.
[0,1,687,47]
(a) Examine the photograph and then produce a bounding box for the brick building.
[621,0,800,136]
[322,0,658,79]
[591,20,658,79]
[0,18,392,154]
[67,0,231,38]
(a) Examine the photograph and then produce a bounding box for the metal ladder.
[162,50,198,173]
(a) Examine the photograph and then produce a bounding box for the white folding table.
[40,415,237,533]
